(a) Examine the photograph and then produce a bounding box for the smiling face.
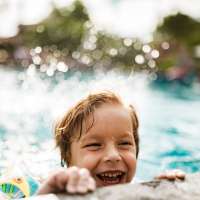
[69,103,137,187]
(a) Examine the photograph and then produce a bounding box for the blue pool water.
[0,68,200,181]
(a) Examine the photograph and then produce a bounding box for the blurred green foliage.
[1,0,152,73]
[157,13,200,47]
[0,1,200,81]
[155,13,200,81]
[20,1,88,51]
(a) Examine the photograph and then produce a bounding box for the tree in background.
[154,13,200,83]
[1,2,200,83]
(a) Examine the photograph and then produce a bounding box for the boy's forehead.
[94,103,131,119]
[72,103,133,139]
[82,104,132,134]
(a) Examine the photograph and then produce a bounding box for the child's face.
[69,103,137,187]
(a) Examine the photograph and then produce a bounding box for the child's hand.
[155,169,185,181]
[37,167,96,195]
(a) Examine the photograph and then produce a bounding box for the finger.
[76,169,92,194]
[165,171,177,180]
[87,177,96,191]
[175,170,185,180]
[155,169,186,181]
[154,173,168,180]
[38,169,69,194]
[168,169,185,180]
[155,171,174,180]
[66,167,80,193]
[53,170,69,191]
[76,178,96,194]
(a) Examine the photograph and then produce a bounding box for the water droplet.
[151,49,159,59]
[89,35,97,44]
[27,64,36,76]
[53,50,61,58]
[83,41,96,50]
[57,62,68,72]
[109,48,118,56]
[135,54,145,64]
[46,68,54,76]
[123,38,132,47]
[142,45,151,53]
[40,64,48,72]
[36,25,45,33]
[35,46,42,54]
[81,55,91,65]
[161,42,170,50]
[148,59,156,68]
[30,49,35,56]
[32,55,41,65]
[72,51,80,59]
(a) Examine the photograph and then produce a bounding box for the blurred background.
[0,0,200,181]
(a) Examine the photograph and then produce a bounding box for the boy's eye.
[119,141,132,146]
[85,143,101,147]
[84,143,101,150]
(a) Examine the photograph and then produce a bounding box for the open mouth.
[96,170,126,186]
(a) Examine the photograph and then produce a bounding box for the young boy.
[37,91,185,195]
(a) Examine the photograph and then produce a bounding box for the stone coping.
[20,173,200,200]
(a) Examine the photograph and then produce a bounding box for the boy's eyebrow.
[119,133,134,140]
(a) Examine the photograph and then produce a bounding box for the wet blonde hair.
[55,91,139,166]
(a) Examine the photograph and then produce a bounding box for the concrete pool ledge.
[21,173,200,200]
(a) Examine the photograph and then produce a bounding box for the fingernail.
[67,185,76,193]
[77,186,87,193]
[88,182,96,191]
[177,172,185,179]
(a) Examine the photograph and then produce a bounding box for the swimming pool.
[0,68,200,181]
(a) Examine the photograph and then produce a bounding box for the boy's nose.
[103,145,122,163]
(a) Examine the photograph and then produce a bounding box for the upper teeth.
[100,172,123,177]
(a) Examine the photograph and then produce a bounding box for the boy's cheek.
[73,153,99,169]
[126,154,137,182]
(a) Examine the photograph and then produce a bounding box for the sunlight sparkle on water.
[151,49,160,59]
[135,54,145,65]
[57,62,68,72]
[123,38,133,47]
[161,42,170,50]
[142,45,151,54]
[109,48,118,57]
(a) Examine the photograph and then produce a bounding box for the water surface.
[0,68,200,181]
